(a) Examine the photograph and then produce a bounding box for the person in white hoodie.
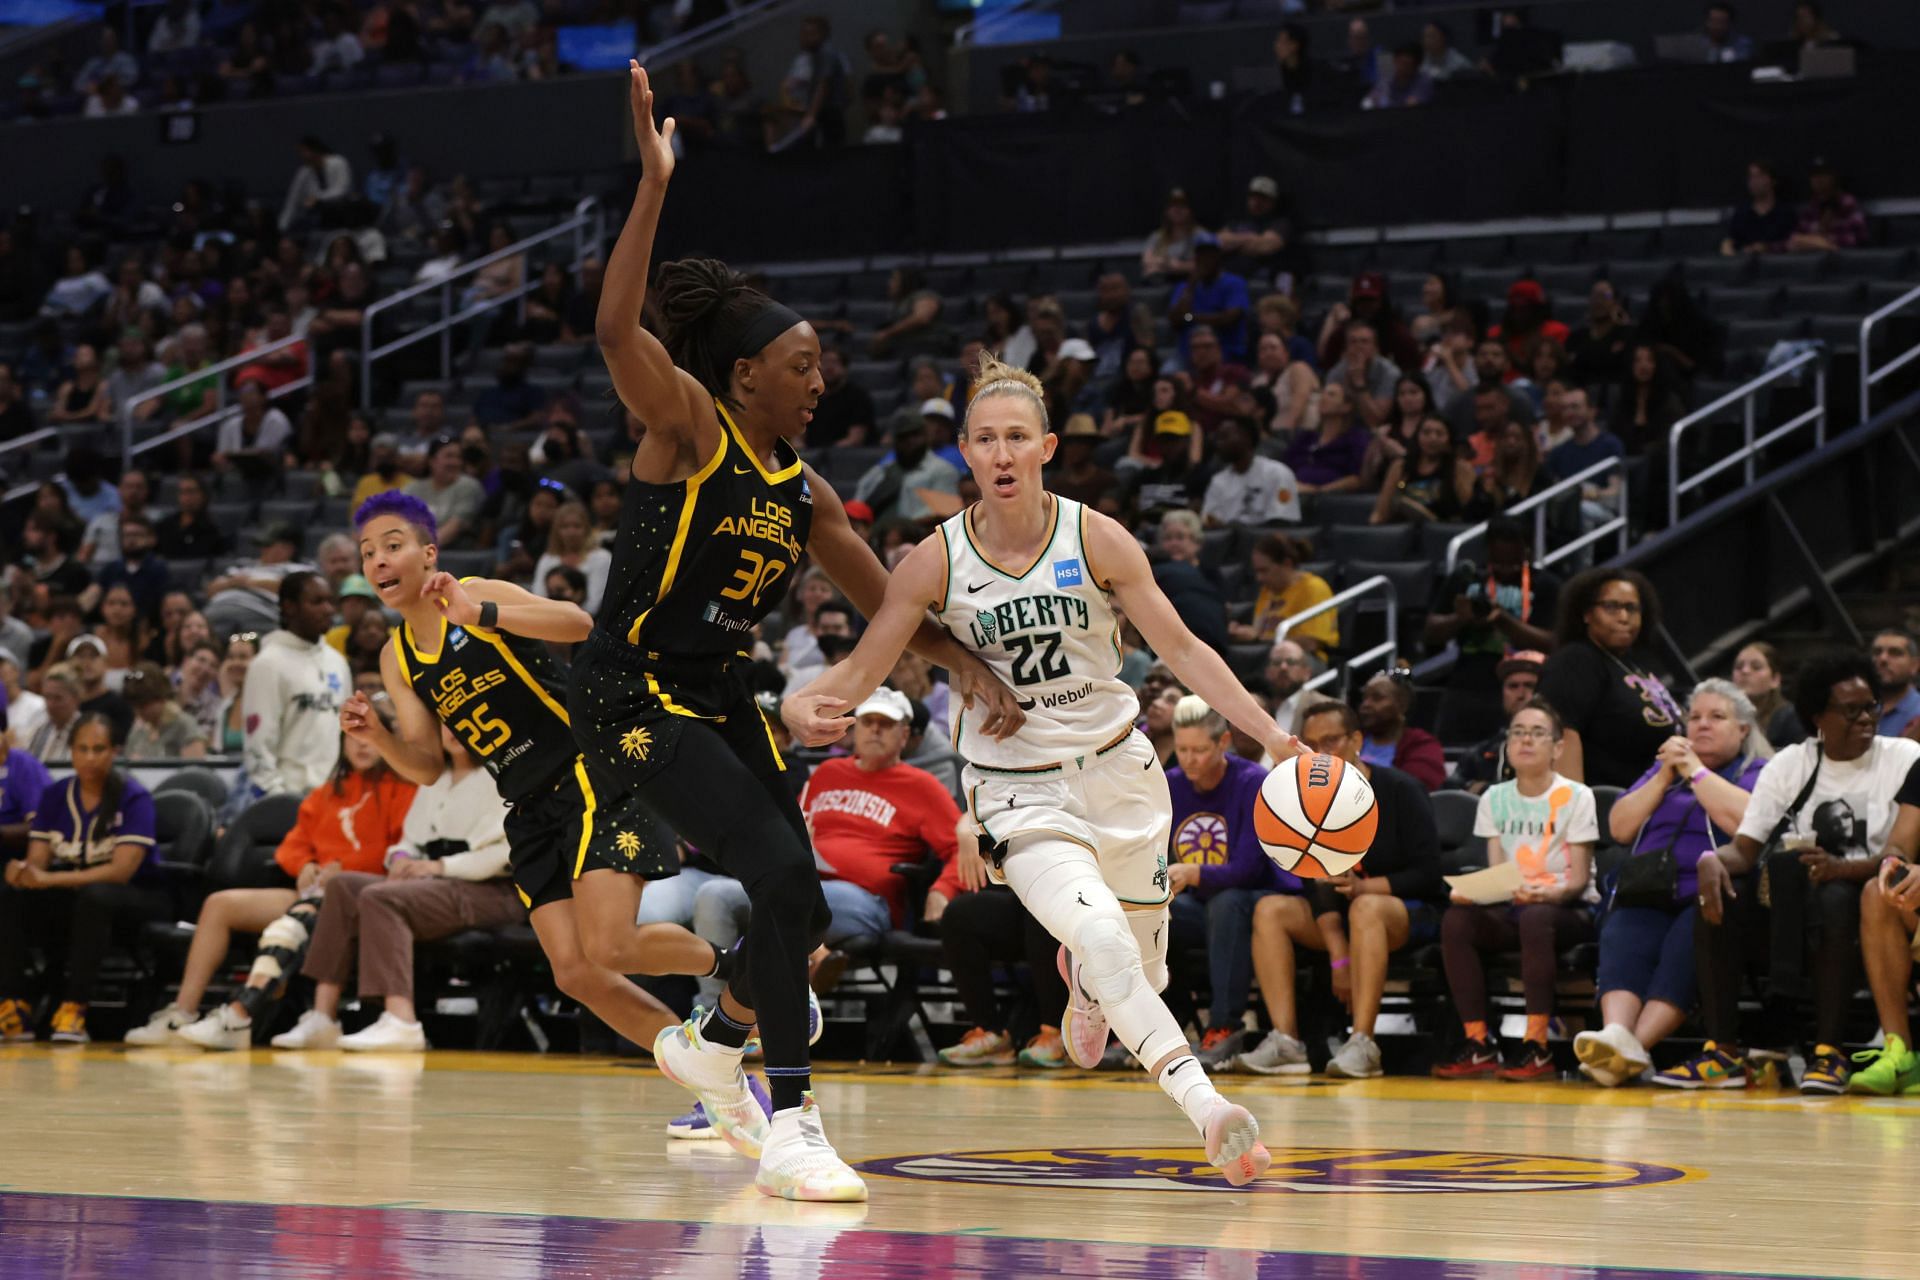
[240,572,350,804]
[273,724,521,1052]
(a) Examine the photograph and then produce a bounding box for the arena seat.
[1430,790,1482,872]
[155,769,234,812]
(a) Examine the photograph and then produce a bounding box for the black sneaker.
[1498,1040,1556,1082]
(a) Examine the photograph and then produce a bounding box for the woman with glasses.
[1433,699,1598,1081]
[1574,679,1766,1087]
[214,633,258,756]
[1537,567,1684,787]
[1657,651,1920,1095]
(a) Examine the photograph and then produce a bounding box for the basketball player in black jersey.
[574,62,1023,1201]
[340,491,746,1073]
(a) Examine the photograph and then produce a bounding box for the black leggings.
[939,887,1068,1040]
[629,720,829,1082]
[0,881,170,1005]
[1695,857,1860,1048]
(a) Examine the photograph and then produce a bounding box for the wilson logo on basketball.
[855,1146,1695,1195]
[1254,753,1379,879]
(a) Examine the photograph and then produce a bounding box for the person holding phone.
[1849,761,1920,1094]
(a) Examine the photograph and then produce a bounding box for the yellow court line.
[25,1044,1920,1116]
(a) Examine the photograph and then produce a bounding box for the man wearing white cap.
[690,687,962,1004]
[853,412,961,524]
[64,633,132,743]
[916,397,967,471]
[1045,337,1100,420]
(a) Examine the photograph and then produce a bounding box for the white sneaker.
[124,1006,195,1046]
[1325,1032,1383,1079]
[1236,1029,1311,1076]
[1057,945,1109,1069]
[339,1011,427,1052]
[1201,1098,1272,1186]
[177,1006,252,1051]
[1574,1023,1649,1086]
[271,1010,342,1050]
[654,1016,771,1160]
[755,1095,868,1202]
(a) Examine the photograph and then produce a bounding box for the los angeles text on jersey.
[712,498,802,560]
[964,593,1092,649]
[427,665,507,719]
[703,496,803,629]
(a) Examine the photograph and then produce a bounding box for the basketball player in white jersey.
[784,356,1301,1185]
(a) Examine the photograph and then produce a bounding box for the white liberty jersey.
[932,496,1137,772]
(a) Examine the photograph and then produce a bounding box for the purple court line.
[0,1191,1836,1280]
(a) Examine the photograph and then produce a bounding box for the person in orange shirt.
[125,725,415,1049]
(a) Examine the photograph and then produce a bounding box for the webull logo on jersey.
[965,594,1092,651]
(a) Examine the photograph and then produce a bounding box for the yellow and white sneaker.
[654,1017,771,1160]
[755,1093,868,1202]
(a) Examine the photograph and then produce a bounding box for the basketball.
[1254,753,1379,879]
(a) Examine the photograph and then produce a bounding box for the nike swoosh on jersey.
[733,465,755,475]
[967,581,991,592]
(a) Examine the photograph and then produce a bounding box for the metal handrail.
[121,332,317,464]
[359,197,604,409]
[1444,456,1629,576]
[1859,284,1920,418]
[0,427,62,505]
[1275,574,1398,699]
[1667,348,1826,527]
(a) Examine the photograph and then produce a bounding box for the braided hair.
[655,258,780,410]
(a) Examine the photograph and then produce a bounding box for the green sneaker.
[1848,1036,1920,1096]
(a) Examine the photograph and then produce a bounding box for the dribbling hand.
[628,61,677,185]
[782,691,852,749]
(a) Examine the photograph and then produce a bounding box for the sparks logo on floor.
[855,1146,1695,1194]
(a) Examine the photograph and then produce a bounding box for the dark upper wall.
[957,0,1909,112]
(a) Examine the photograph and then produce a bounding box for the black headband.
[724,299,805,366]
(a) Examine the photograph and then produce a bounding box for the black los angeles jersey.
[599,401,814,660]
[394,610,576,802]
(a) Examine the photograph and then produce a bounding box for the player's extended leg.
[1004,837,1270,1186]
[634,720,861,1201]
[527,899,680,1049]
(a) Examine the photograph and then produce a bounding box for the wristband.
[1689,766,1710,785]
[478,601,499,630]
[1329,957,1350,971]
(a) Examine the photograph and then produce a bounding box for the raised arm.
[420,572,592,643]
[803,469,1022,740]
[783,536,947,746]
[594,61,715,475]
[1086,509,1298,763]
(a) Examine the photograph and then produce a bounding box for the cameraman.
[1424,518,1559,744]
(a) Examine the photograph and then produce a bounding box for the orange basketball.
[1254,753,1379,878]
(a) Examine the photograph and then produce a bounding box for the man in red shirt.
[690,688,960,1003]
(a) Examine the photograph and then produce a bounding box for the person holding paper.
[1432,699,1598,1082]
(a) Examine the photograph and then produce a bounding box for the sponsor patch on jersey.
[1052,558,1083,589]
[799,475,813,504]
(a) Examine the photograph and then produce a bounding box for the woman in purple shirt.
[1164,696,1295,1064]
[1573,679,1765,1087]
[1281,383,1372,493]
[0,713,161,1046]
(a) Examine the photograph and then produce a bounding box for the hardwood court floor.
[1,1043,1915,1279]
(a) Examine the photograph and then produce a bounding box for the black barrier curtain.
[649,55,1917,264]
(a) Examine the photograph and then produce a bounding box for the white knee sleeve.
[1071,914,1141,1007]
[1128,908,1170,994]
